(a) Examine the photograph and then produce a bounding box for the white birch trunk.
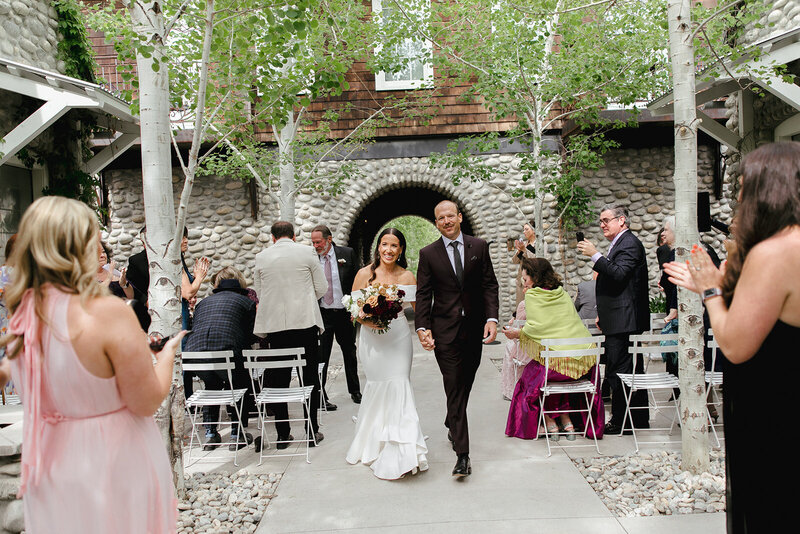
[128,0,185,494]
[275,110,298,222]
[667,0,709,473]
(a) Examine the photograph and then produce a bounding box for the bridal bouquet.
[342,283,406,334]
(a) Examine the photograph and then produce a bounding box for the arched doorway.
[346,187,475,265]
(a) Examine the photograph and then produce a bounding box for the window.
[373,0,433,91]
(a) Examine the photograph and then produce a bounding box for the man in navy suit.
[311,224,362,409]
[578,205,650,434]
[415,200,499,477]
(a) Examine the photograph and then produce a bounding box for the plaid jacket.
[183,289,257,360]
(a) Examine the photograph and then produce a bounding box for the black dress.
[724,319,799,533]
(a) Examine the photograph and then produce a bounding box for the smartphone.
[149,331,190,352]
[576,231,585,242]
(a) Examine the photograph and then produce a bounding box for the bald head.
[434,200,462,240]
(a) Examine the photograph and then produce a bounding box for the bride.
[345,228,428,480]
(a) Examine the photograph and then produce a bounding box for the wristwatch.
[702,287,722,302]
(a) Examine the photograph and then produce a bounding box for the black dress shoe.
[309,431,324,447]
[452,454,471,478]
[324,401,338,411]
[351,393,362,404]
[202,432,221,451]
[229,431,254,451]
[276,434,294,450]
[447,431,455,450]
[254,436,263,452]
[604,422,632,436]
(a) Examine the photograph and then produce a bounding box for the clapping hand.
[663,244,725,294]
[194,257,210,281]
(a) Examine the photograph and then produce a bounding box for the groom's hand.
[417,329,435,351]
[483,321,497,344]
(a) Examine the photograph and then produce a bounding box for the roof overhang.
[648,28,800,151]
[0,56,140,174]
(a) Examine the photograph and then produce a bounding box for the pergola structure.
[648,27,800,153]
[0,56,139,174]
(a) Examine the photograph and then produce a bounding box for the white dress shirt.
[591,228,628,263]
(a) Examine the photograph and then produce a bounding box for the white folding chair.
[618,333,681,452]
[183,351,249,466]
[706,330,724,448]
[538,335,605,457]
[289,362,326,417]
[243,348,315,464]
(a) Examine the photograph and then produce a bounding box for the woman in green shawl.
[505,258,604,440]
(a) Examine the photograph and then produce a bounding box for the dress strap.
[7,288,45,497]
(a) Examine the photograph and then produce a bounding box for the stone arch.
[313,156,520,317]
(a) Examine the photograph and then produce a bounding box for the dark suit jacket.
[184,288,257,362]
[415,234,499,345]
[593,229,650,335]
[333,245,358,295]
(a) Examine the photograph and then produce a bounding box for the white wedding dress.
[345,284,429,480]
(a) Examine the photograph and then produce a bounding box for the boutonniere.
[338,258,347,264]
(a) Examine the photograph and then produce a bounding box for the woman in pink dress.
[0,196,184,534]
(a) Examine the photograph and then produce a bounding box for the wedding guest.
[1,196,183,533]
[511,220,536,306]
[665,142,800,534]
[124,227,152,332]
[311,224,362,409]
[577,205,650,435]
[574,271,598,321]
[97,241,134,300]
[500,274,533,400]
[505,258,604,441]
[1,235,17,359]
[184,267,257,451]
[253,221,327,448]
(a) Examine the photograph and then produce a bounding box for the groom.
[415,200,499,478]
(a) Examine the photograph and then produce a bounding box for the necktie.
[323,255,334,305]
[450,241,464,285]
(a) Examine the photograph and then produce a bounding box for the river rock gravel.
[177,471,282,533]
[573,451,726,517]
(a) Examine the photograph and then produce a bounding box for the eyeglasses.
[598,216,622,226]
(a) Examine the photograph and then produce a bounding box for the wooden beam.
[697,109,741,151]
[81,133,140,175]
[0,100,70,166]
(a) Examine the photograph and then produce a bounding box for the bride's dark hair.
[368,227,408,284]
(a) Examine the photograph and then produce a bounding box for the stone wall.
[103,144,728,320]
[0,0,65,74]
[0,422,23,534]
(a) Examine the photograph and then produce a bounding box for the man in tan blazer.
[253,221,328,447]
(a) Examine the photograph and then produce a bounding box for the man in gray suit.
[574,272,598,321]
[253,221,328,447]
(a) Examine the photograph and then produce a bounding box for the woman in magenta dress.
[0,196,184,534]
[505,258,604,440]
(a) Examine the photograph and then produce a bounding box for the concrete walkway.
[186,321,726,533]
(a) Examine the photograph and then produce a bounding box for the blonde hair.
[212,266,247,288]
[1,196,107,358]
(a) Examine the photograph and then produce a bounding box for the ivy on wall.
[52,0,99,82]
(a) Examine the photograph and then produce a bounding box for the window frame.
[372,0,434,91]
